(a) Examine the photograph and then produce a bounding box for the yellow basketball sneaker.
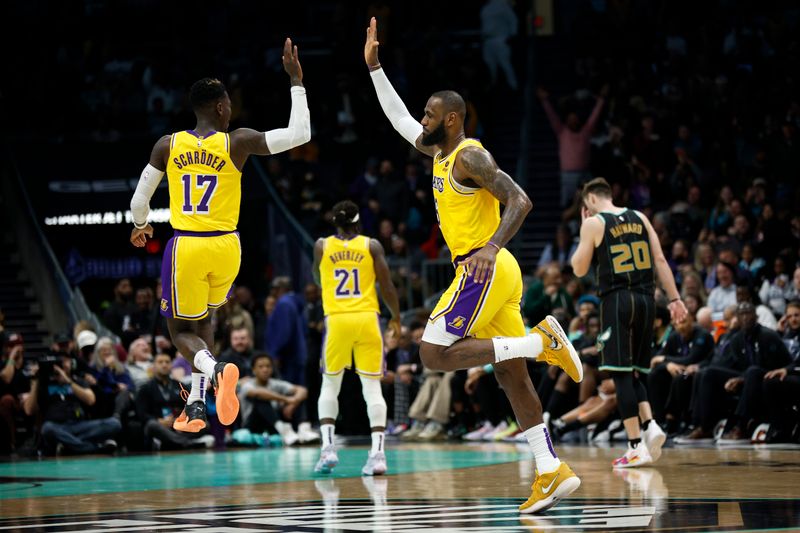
[519,462,581,514]
[534,315,583,383]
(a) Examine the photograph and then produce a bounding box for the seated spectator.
[238,353,318,445]
[737,284,778,330]
[402,369,454,442]
[680,270,707,306]
[704,261,737,321]
[788,267,800,302]
[384,325,421,435]
[523,265,573,326]
[550,378,618,442]
[739,243,765,279]
[0,333,31,454]
[759,256,792,318]
[694,243,717,291]
[135,352,213,450]
[75,329,98,376]
[763,300,800,442]
[537,224,577,270]
[219,327,254,378]
[24,353,121,455]
[89,337,135,420]
[126,337,154,389]
[568,295,600,338]
[677,302,791,443]
[648,313,714,428]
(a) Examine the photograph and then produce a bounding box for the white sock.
[371,431,385,454]
[186,372,206,404]
[524,423,561,474]
[321,424,335,448]
[492,333,543,363]
[194,349,217,378]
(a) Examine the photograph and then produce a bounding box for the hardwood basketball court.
[1,442,798,531]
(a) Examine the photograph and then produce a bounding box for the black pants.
[691,366,740,431]
[144,419,193,450]
[734,366,767,424]
[664,372,695,425]
[763,374,800,434]
[245,399,306,434]
[648,363,673,424]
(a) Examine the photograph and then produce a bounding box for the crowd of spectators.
[4,2,800,455]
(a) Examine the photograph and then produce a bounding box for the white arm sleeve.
[369,67,423,146]
[130,164,164,228]
[264,86,311,154]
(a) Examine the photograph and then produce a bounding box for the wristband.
[482,364,494,374]
[487,241,501,252]
[133,220,148,230]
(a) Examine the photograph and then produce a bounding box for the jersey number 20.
[334,268,361,298]
[181,174,218,214]
[610,241,652,274]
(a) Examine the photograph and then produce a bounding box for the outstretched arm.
[364,17,434,157]
[369,238,401,337]
[453,146,532,283]
[230,38,310,162]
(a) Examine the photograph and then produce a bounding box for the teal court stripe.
[0,448,521,499]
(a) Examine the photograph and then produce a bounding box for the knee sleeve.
[318,373,343,421]
[613,373,639,420]
[360,375,387,428]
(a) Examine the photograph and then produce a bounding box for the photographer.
[1,333,31,454]
[24,352,120,455]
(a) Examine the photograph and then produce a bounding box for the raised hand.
[364,17,381,69]
[282,37,303,84]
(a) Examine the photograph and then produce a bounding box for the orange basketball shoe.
[212,362,240,426]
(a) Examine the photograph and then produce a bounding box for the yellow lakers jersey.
[432,138,501,260]
[166,130,241,232]
[320,235,379,315]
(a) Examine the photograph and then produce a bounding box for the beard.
[420,122,446,146]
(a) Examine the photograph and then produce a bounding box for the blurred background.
[1,0,799,455]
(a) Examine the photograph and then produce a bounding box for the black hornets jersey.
[591,209,655,297]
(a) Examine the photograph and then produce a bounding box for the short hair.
[787,299,800,312]
[331,200,360,229]
[582,177,612,199]
[251,351,272,367]
[431,90,466,118]
[154,351,174,361]
[190,78,227,110]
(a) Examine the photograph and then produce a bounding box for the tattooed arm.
[453,145,533,283]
